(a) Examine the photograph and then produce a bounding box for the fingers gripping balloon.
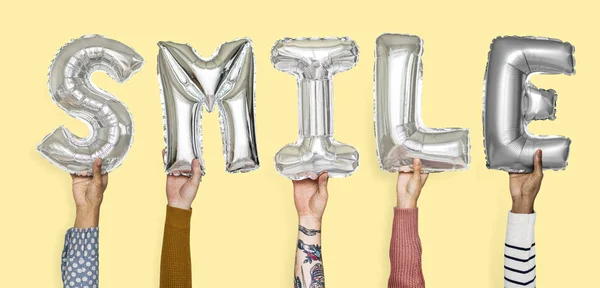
[374,34,470,172]
[157,39,259,176]
[271,37,359,180]
[37,35,144,175]
[483,36,575,172]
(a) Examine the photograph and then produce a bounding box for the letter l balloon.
[374,34,470,172]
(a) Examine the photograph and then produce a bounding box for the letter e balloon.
[483,36,575,172]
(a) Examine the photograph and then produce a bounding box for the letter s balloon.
[37,35,144,175]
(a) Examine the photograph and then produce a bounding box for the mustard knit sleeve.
[160,205,193,288]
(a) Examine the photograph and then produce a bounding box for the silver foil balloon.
[374,34,470,172]
[271,37,359,180]
[157,39,259,176]
[37,35,144,175]
[483,36,575,172]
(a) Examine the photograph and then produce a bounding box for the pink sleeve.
[388,208,425,288]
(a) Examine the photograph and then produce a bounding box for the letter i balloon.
[271,37,360,180]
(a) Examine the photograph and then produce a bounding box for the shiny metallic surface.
[374,34,470,173]
[483,36,575,172]
[524,84,557,121]
[271,37,359,180]
[157,39,259,176]
[37,35,144,176]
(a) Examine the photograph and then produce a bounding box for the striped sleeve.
[504,212,536,288]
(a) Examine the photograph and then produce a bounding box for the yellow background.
[1,0,598,287]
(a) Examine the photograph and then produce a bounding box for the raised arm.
[388,158,428,288]
[160,151,202,288]
[504,150,543,288]
[293,173,329,288]
[62,158,107,288]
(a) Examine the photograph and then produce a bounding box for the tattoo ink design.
[298,239,322,264]
[310,263,325,288]
[299,225,321,236]
[295,276,303,288]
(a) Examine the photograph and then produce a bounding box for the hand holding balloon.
[293,173,329,288]
[396,158,429,209]
[509,150,544,214]
[72,158,108,228]
[164,150,202,210]
[293,173,329,221]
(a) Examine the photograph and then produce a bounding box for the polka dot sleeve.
[61,227,99,288]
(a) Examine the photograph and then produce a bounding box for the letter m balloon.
[157,39,259,176]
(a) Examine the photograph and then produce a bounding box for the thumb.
[412,158,422,180]
[189,158,203,188]
[317,172,329,196]
[92,158,103,186]
[533,149,543,179]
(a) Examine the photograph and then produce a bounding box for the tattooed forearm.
[298,239,322,264]
[299,225,321,236]
[295,221,324,288]
[310,263,325,288]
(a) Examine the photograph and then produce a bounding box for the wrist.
[168,201,191,210]
[74,206,100,228]
[511,198,535,214]
[397,200,417,209]
[298,216,322,228]
[76,204,100,214]
[397,194,417,209]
